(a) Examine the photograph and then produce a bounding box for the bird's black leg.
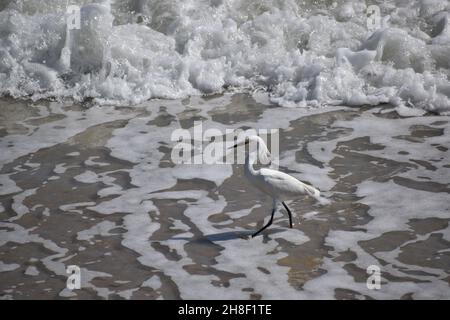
[282,201,293,228]
[252,207,276,237]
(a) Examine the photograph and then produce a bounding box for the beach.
[1,94,449,299]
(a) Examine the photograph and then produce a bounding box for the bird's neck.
[245,152,259,177]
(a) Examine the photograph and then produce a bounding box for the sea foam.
[0,0,449,113]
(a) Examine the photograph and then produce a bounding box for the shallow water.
[0,94,449,299]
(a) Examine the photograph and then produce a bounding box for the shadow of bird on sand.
[170,228,285,242]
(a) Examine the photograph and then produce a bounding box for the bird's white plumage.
[254,168,320,201]
[238,135,321,202]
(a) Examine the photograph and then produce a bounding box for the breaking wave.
[0,0,450,113]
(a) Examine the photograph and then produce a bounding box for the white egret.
[231,135,325,237]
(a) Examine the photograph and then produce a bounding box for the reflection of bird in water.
[231,135,326,237]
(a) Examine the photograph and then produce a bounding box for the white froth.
[357,180,450,234]
[0,261,20,272]
[0,174,22,196]
[76,220,117,244]
[74,170,99,184]
[0,1,449,113]
[24,266,39,276]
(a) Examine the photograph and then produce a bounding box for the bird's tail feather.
[304,184,331,205]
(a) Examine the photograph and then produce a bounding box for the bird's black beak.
[229,141,246,149]
[230,140,249,149]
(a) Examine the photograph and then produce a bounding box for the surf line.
[178,304,213,318]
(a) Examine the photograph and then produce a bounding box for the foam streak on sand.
[0,0,449,113]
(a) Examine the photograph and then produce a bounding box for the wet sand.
[0,94,449,299]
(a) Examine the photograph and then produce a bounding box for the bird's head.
[229,135,271,165]
[230,135,262,148]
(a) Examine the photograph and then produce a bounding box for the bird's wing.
[259,168,320,198]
